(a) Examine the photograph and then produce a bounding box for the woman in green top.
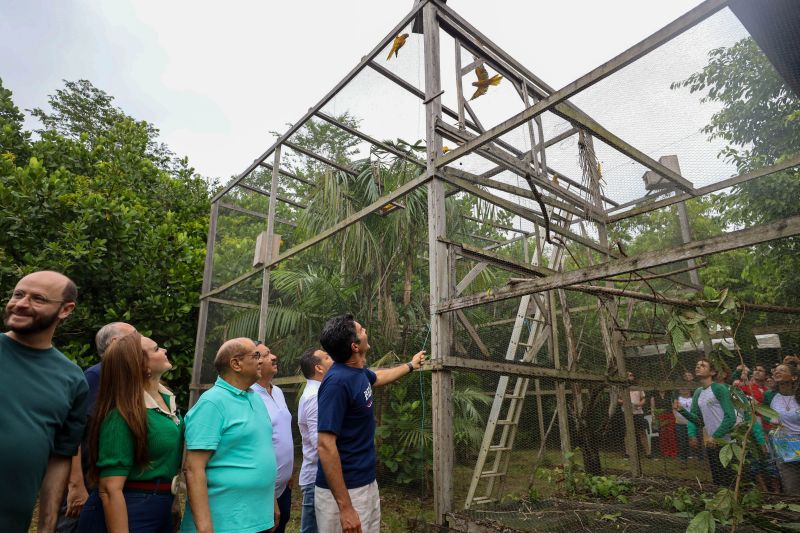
[78,332,184,533]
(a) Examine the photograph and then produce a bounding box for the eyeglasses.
[236,350,265,361]
[7,290,67,306]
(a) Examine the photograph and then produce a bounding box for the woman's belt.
[123,480,173,494]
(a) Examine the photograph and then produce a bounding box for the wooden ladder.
[464,243,567,509]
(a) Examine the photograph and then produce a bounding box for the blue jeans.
[77,489,173,533]
[300,483,317,533]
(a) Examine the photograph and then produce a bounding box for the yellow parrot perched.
[387,33,409,60]
[470,64,502,100]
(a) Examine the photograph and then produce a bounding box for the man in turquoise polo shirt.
[0,271,89,532]
[182,338,280,533]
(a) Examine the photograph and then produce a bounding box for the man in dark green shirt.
[0,271,89,532]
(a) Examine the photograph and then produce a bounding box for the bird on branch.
[470,64,502,100]
[387,33,409,60]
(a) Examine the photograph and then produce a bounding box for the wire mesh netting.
[191,2,800,531]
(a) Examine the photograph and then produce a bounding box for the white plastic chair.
[644,414,659,452]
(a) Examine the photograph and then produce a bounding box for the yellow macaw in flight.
[387,33,409,60]
[470,64,502,100]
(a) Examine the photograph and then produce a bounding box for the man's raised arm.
[373,351,425,387]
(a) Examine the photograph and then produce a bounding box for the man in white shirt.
[297,347,333,533]
[252,342,294,533]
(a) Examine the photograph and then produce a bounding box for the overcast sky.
[2,0,742,195]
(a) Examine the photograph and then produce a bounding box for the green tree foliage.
[0,79,210,406]
[0,78,30,163]
[673,37,800,306]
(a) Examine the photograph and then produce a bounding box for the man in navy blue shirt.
[315,314,425,533]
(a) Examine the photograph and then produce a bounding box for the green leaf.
[731,444,744,463]
[754,404,781,423]
[687,511,715,533]
[719,444,733,468]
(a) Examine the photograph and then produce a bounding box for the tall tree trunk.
[403,253,413,306]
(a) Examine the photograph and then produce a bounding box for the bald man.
[181,338,280,533]
[0,271,89,532]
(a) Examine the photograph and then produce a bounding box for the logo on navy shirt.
[364,385,373,408]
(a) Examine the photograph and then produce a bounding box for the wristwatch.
[406,362,414,373]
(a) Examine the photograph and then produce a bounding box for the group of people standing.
[1,270,424,533]
[627,356,800,494]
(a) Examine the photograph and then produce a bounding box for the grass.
[27,448,712,532]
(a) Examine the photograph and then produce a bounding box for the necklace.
[778,392,795,413]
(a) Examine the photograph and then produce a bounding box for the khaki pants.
[315,481,380,533]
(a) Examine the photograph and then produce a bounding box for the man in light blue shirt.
[252,343,294,533]
[182,338,279,533]
[297,348,333,533]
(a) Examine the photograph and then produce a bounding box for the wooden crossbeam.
[202,170,435,300]
[430,356,629,384]
[434,0,728,191]
[437,215,800,312]
[211,0,432,202]
[438,172,608,254]
[283,141,359,177]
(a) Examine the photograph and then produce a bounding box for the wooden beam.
[283,140,359,177]
[443,166,579,223]
[257,162,314,186]
[211,0,431,202]
[257,147,282,340]
[439,172,608,254]
[436,0,719,194]
[545,127,578,148]
[437,121,605,220]
[462,215,530,235]
[219,203,297,228]
[434,0,728,180]
[314,111,425,167]
[555,103,695,192]
[438,214,800,312]
[432,356,628,384]
[190,201,219,407]
[442,237,552,278]
[235,182,307,210]
[206,297,259,309]
[607,155,800,222]
[367,60,482,133]
[202,170,434,300]
[456,262,489,296]
[424,3,454,525]
[456,310,490,357]
[576,285,800,315]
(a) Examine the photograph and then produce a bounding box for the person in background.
[0,271,88,532]
[751,365,769,399]
[673,383,695,464]
[654,390,677,458]
[626,372,651,459]
[782,355,800,368]
[181,338,279,533]
[58,322,136,533]
[681,359,766,487]
[297,348,334,533]
[764,363,800,493]
[252,342,294,533]
[732,364,765,404]
[77,332,183,532]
